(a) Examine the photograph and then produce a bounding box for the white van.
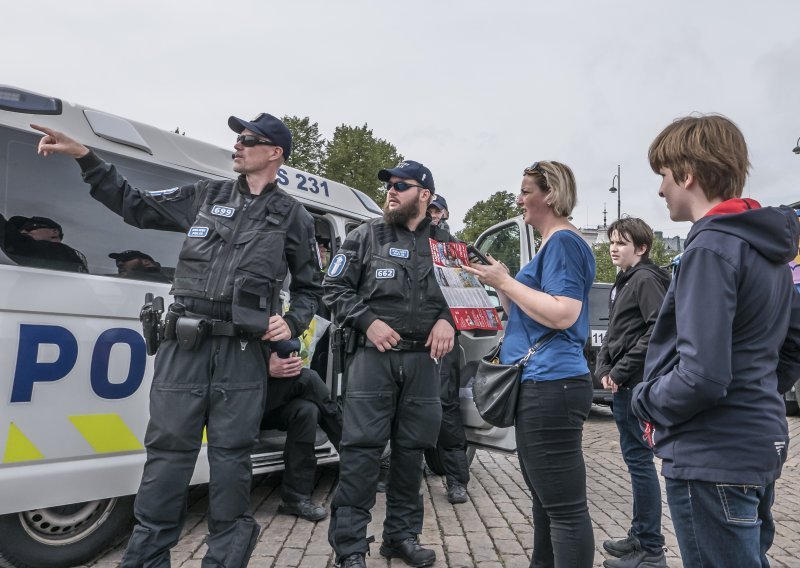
[0,86,525,568]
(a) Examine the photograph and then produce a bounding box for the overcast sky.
[5,0,800,237]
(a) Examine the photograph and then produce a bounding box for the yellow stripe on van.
[3,423,45,463]
[69,414,144,453]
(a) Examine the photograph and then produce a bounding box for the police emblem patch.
[148,187,180,197]
[376,268,395,279]
[210,205,235,218]
[188,226,209,238]
[327,253,347,277]
[389,248,409,258]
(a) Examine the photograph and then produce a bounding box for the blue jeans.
[612,388,664,553]
[516,377,594,568]
[665,478,775,568]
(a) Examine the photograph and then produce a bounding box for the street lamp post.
[793,136,800,155]
[608,165,621,220]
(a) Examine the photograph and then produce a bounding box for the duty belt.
[357,335,429,352]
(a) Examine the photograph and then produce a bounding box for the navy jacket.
[596,260,671,388]
[632,204,800,485]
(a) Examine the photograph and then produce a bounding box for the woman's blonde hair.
[523,160,577,218]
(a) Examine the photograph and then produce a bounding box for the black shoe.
[277,499,328,522]
[603,534,640,558]
[338,553,366,568]
[379,537,436,567]
[446,482,468,504]
[603,548,666,568]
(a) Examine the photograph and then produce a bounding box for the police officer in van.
[32,115,322,568]
[324,160,455,568]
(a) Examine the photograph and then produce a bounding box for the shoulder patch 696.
[188,226,209,238]
[327,253,347,277]
[211,205,235,218]
[376,268,395,279]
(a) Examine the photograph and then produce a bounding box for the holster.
[139,294,165,356]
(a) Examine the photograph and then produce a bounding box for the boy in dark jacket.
[632,114,800,568]
[596,217,670,568]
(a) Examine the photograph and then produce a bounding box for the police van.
[0,85,523,567]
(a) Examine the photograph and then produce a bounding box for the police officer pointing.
[324,160,455,568]
[32,114,322,568]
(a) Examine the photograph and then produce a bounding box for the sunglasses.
[236,134,277,148]
[385,181,424,192]
[525,161,550,188]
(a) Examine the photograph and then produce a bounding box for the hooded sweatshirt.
[595,260,671,388]
[632,202,800,485]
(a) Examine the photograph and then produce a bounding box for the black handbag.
[472,330,558,428]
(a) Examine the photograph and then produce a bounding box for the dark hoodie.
[632,203,800,485]
[596,260,671,388]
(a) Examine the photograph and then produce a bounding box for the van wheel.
[0,497,134,568]
[424,445,477,476]
[786,399,799,416]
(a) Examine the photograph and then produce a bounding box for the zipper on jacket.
[206,199,249,300]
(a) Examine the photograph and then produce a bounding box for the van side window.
[0,128,208,280]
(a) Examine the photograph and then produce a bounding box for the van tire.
[424,445,477,476]
[0,496,134,568]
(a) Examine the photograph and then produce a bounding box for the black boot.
[277,499,328,522]
[379,537,436,567]
[338,553,366,568]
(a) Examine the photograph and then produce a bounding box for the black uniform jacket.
[323,216,454,339]
[78,152,322,337]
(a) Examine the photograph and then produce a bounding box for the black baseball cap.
[109,250,155,263]
[429,194,448,211]
[16,216,63,237]
[378,160,435,192]
[228,113,292,160]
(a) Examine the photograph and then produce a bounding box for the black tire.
[0,497,134,568]
[424,444,477,476]
[786,399,799,417]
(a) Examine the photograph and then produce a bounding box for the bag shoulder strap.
[518,329,559,367]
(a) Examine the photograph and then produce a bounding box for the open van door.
[458,216,536,454]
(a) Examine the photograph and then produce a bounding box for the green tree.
[322,124,403,204]
[455,191,521,244]
[650,236,678,268]
[282,115,325,174]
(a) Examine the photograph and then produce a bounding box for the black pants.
[328,347,441,562]
[515,377,594,568]
[261,368,342,502]
[434,340,469,486]
[122,337,266,568]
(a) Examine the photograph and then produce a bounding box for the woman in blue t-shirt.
[466,161,595,568]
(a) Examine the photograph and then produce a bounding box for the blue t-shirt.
[500,230,595,381]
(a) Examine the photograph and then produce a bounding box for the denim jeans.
[665,478,775,568]
[515,377,594,568]
[612,388,664,553]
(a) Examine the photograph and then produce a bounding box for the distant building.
[577,226,684,253]
[655,231,684,253]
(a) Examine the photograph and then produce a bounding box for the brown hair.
[607,217,654,260]
[648,114,750,201]
[523,160,577,218]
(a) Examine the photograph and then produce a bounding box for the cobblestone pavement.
[91,408,800,567]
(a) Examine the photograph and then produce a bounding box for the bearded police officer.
[32,115,322,568]
[324,161,455,568]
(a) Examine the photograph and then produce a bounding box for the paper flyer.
[429,239,503,331]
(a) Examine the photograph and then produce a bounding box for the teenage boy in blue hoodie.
[597,218,670,568]
[632,114,800,568]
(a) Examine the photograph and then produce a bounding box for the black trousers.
[121,337,266,568]
[434,339,469,486]
[515,377,594,568]
[328,347,441,561]
[261,368,342,502]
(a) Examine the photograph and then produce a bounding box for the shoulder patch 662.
[376,268,395,279]
[327,253,347,277]
[188,226,209,238]
[211,205,235,218]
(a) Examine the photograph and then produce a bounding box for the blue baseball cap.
[228,113,292,160]
[429,194,448,211]
[378,160,435,192]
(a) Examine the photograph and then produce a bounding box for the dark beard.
[383,194,422,226]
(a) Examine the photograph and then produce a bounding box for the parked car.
[585,282,613,406]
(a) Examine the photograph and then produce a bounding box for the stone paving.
[90,408,800,567]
